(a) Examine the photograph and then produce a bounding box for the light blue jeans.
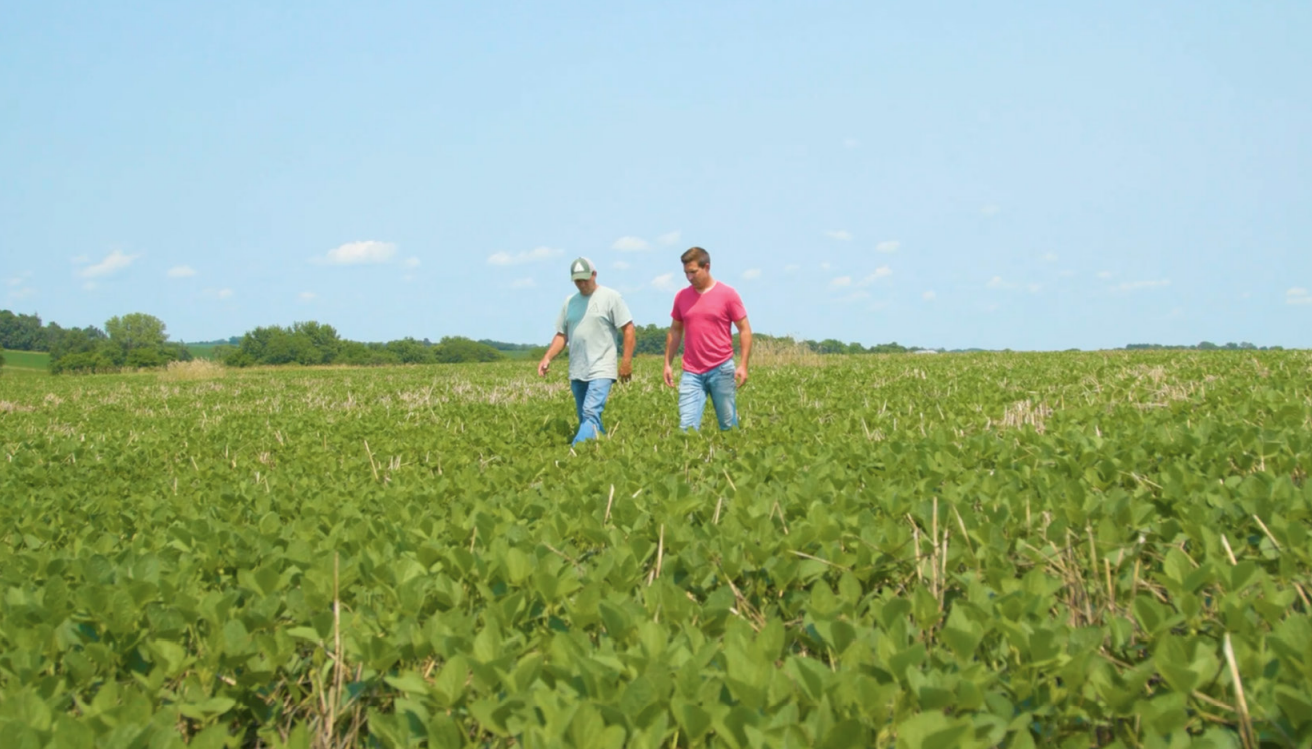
[570,378,614,444]
[679,359,738,431]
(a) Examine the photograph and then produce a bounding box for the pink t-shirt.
[671,282,748,374]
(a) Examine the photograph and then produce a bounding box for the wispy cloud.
[1096,271,1114,279]
[81,250,139,278]
[830,276,852,288]
[203,288,234,300]
[1287,288,1312,306]
[1112,279,1171,293]
[7,287,36,301]
[743,268,762,280]
[842,137,860,149]
[657,231,682,246]
[1040,252,1058,263]
[1027,283,1042,293]
[7,272,31,287]
[402,256,421,269]
[298,291,317,302]
[922,290,936,301]
[612,236,650,252]
[316,240,397,265]
[71,254,90,265]
[980,205,1000,217]
[987,275,1016,289]
[839,290,872,302]
[858,267,892,285]
[825,230,852,241]
[487,246,563,266]
[1058,269,1076,277]
[820,262,832,270]
[614,260,631,270]
[651,273,679,292]
[784,264,800,273]
[510,278,536,289]
[167,265,196,278]
[875,240,899,253]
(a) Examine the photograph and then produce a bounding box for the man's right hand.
[663,362,675,388]
[537,356,551,377]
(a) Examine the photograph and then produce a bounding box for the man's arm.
[663,319,684,388]
[538,333,567,377]
[618,322,636,383]
[733,317,752,387]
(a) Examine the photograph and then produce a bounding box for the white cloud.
[986,276,1012,289]
[980,205,1000,217]
[7,272,31,287]
[7,287,36,301]
[743,268,762,280]
[830,276,852,288]
[825,230,852,241]
[613,260,631,270]
[651,273,679,292]
[402,256,421,269]
[1287,288,1312,306]
[71,254,90,265]
[657,231,682,246]
[784,264,801,272]
[875,240,900,253]
[318,240,396,265]
[299,291,317,302]
[858,267,892,285]
[80,250,139,278]
[510,278,536,289]
[821,262,832,270]
[922,290,936,301]
[1113,279,1171,293]
[1040,252,1058,263]
[82,281,97,291]
[612,236,650,252]
[842,137,860,149]
[203,288,234,300]
[1058,269,1076,277]
[1096,271,1114,279]
[487,246,563,266]
[167,265,196,278]
[1027,283,1042,293]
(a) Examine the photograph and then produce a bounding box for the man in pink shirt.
[663,246,753,430]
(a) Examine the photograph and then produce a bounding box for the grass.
[1,349,49,372]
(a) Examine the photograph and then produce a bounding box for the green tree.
[432,337,506,363]
[105,313,168,354]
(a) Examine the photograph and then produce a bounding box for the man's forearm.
[664,329,678,366]
[545,334,566,359]
[739,329,752,368]
[622,327,636,364]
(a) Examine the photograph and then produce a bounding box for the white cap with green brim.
[570,257,596,281]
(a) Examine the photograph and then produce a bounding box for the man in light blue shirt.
[537,257,636,444]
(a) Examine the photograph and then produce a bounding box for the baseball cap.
[569,257,596,281]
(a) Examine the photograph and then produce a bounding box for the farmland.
[1,352,1310,748]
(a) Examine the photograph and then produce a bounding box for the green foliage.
[0,351,1309,746]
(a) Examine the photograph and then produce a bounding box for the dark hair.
[680,246,710,267]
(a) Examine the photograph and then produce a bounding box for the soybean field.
[1,352,1310,748]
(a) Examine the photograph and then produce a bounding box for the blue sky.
[2,2,1309,350]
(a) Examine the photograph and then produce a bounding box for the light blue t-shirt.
[555,285,633,382]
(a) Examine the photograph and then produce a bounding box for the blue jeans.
[679,359,738,431]
[570,378,614,444]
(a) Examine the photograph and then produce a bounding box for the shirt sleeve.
[726,288,747,322]
[611,292,634,329]
[671,292,684,322]
[555,299,568,337]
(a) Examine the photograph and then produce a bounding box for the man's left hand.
[619,360,632,384]
[735,365,749,388]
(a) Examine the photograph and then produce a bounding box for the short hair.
[680,246,711,267]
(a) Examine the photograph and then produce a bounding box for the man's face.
[574,273,597,294]
[683,261,710,288]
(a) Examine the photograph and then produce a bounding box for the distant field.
[1,349,49,371]
[186,343,223,360]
